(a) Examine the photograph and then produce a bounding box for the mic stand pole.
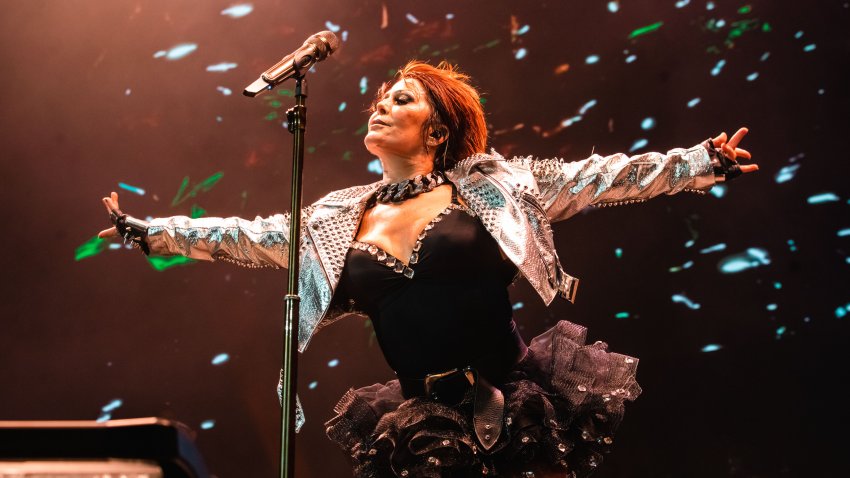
[279,75,307,478]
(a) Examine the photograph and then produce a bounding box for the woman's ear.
[428,126,448,145]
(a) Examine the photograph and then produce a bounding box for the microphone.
[243,31,340,97]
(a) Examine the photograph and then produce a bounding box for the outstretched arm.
[98,192,308,269]
[520,127,756,222]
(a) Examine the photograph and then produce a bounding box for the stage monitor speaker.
[0,417,209,478]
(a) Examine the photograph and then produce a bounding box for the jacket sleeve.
[145,206,313,268]
[519,142,716,223]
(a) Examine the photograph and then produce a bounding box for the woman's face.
[364,78,434,159]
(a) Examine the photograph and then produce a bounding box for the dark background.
[2,0,849,476]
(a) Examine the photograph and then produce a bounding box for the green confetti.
[479,97,487,105]
[628,21,663,39]
[615,312,630,319]
[472,39,501,52]
[270,100,282,108]
[342,150,353,161]
[354,123,369,135]
[419,44,430,53]
[75,236,107,261]
[171,172,224,206]
[277,89,293,97]
[307,146,316,154]
[264,111,278,121]
[761,22,771,32]
[146,255,196,271]
[738,5,752,14]
[190,204,206,218]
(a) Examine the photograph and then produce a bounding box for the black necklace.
[372,170,447,205]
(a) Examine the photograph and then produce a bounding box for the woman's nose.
[375,97,390,115]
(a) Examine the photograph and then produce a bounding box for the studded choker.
[372,170,447,205]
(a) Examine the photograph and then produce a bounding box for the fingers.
[727,127,748,148]
[740,164,759,173]
[712,132,727,147]
[721,143,737,161]
[735,148,752,160]
[111,191,120,210]
[98,226,118,238]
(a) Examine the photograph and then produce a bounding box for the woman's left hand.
[712,127,759,175]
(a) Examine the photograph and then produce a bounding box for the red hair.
[373,60,487,171]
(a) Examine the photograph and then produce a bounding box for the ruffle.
[324,320,641,477]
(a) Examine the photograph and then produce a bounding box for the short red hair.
[373,60,487,171]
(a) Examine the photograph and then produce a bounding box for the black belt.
[396,329,527,452]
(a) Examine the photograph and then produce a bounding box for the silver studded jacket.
[147,142,715,353]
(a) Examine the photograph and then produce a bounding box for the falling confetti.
[717,248,771,274]
[211,353,230,365]
[75,236,107,261]
[221,4,253,18]
[367,159,383,174]
[328,359,340,367]
[710,184,727,198]
[102,399,123,413]
[325,20,341,32]
[615,312,630,319]
[216,86,232,96]
[640,117,656,130]
[775,164,800,183]
[807,193,839,204]
[359,76,368,94]
[607,1,620,13]
[687,97,701,108]
[672,293,701,309]
[585,55,600,64]
[201,420,216,430]
[118,182,145,196]
[628,22,663,39]
[699,243,726,254]
[701,344,722,352]
[153,43,198,60]
[512,302,524,310]
[207,63,238,72]
[629,138,648,152]
[711,59,726,76]
[308,381,318,390]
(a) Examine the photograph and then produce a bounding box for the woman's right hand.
[97,191,121,238]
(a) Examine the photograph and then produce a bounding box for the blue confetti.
[629,138,648,152]
[760,52,771,61]
[794,30,804,39]
[687,97,701,108]
[625,54,637,63]
[585,55,600,64]
[514,48,527,60]
[308,381,318,390]
[675,0,690,8]
[154,43,198,60]
[766,303,778,311]
[716,19,726,28]
[200,419,216,430]
[685,239,695,248]
[640,117,656,130]
[711,59,726,76]
[579,99,598,115]
[446,13,455,19]
[102,399,123,413]
[699,243,726,254]
[746,72,759,81]
[338,102,347,112]
[211,353,230,365]
[615,247,623,258]
[835,306,847,319]
[325,20,341,32]
[207,62,238,72]
[718,247,771,274]
[359,76,368,94]
[807,192,839,204]
[838,228,850,237]
[775,326,786,338]
[706,1,715,10]
[560,115,582,127]
[96,413,111,423]
[516,24,530,35]
[109,243,122,250]
[669,260,694,273]
[774,282,783,289]
[405,13,420,24]
[787,239,797,252]
[710,184,727,198]
[118,182,145,196]
[775,164,800,183]
[512,302,524,310]
[615,312,630,319]
[367,159,383,174]
[216,86,232,96]
[328,358,340,367]
[803,44,816,52]
[701,344,722,352]
[342,31,349,42]
[221,4,253,18]
[672,293,701,310]
[607,1,619,13]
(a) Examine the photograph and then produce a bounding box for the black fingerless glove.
[109,207,151,255]
[704,138,742,182]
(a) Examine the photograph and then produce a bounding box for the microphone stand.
[279,75,307,478]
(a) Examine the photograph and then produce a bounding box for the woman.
[99,61,756,477]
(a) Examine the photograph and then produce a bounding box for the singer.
[98,61,756,477]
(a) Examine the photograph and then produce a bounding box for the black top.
[334,193,523,379]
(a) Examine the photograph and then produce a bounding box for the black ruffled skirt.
[325,321,641,477]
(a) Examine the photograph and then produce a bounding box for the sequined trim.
[350,203,474,279]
